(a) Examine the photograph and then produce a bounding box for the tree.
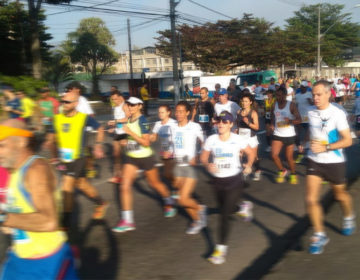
[285,3,360,66]
[63,18,118,95]
[44,52,73,92]
[0,0,52,76]
[27,0,71,79]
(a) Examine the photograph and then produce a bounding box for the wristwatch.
[326,144,331,151]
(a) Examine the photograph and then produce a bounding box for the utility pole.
[170,0,180,105]
[317,4,321,77]
[127,18,134,96]
[178,32,184,98]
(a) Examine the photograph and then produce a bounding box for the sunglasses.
[216,119,231,124]
[60,100,76,104]
[127,103,139,107]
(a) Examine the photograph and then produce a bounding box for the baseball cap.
[126,97,143,105]
[300,81,308,87]
[218,88,228,95]
[216,111,234,123]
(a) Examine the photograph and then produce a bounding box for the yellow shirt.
[140,87,149,101]
[21,97,35,118]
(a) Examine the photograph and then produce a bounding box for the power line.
[187,0,234,20]
[47,0,120,16]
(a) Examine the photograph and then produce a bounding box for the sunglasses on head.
[60,100,75,104]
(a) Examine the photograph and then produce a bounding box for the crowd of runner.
[0,74,360,278]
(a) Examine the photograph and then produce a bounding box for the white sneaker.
[186,220,204,235]
[237,201,253,222]
[208,249,226,265]
[253,170,261,181]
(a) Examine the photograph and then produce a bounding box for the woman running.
[112,97,176,233]
[271,87,301,184]
[150,105,177,185]
[201,110,254,265]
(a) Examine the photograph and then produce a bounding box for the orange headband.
[0,125,34,141]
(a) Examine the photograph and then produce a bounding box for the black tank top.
[237,109,256,137]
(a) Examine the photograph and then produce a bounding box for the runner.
[352,94,360,138]
[264,90,276,152]
[237,93,261,181]
[191,87,215,138]
[47,91,108,231]
[37,87,60,132]
[150,105,177,186]
[214,89,241,128]
[2,86,22,119]
[107,91,130,184]
[112,97,176,233]
[271,87,301,184]
[16,91,36,126]
[294,81,313,164]
[201,111,254,264]
[253,80,266,110]
[169,101,206,235]
[306,80,354,254]
[0,119,77,279]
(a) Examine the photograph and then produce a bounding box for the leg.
[332,184,353,218]
[175,177,200,221]
[285,144,296,174]
[60,175,76,228]
[271,139,284,170]
[76,178,102,204]
[120,164,138,210]
[112,140,122,178]
[145,167,170,198]
[306,175,324,233]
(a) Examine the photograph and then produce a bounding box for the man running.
[47,91,108,230]
[37,87,60,132]
[214,89,241,127]
[0,119,77,279]
[306,80,354,254]
[192,87,215,138]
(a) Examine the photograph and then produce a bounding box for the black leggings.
[213,173,244,245]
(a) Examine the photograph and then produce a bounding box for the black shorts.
[272,135,296,146]
[63,158,86,178]
[124,155,156,171]
[265,118,271,124]
[213,173,244,191]
[355,115,360,130]
[113,134,127,141]
[306,158,346,185]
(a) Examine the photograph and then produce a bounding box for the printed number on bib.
[59,148,75,162]
[116,123,123,129]
[199,114,209,123]
[127,140,140,152]
[215,158,232,171]
[276,121,289,128]
[238,128,251,138]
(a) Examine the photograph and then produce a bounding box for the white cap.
[275,83,280,86]
[126,97,143,104]
[300,81,308,87]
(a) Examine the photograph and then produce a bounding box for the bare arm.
[311,128,352,154]
[3,160,58,232]
[290,102,302,125]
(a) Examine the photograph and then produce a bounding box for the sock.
[163,196,174,206]
[122,210,134,223]
[344,215,355,220]
[216,244,228,254]
[314,231,326,237]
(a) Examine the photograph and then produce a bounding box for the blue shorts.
[1,243,78,280]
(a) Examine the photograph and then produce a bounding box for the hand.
[93,144,104,159]
[243,164,252,175]
[310,140,327,154]
[243,117,249,124]
[207,163,217,173]
[108,120,115,126]
[108,128,115,133]
[270,124,275,131]
[122,124,131,134]
[284,117,291,124]
[4,106,11,112]
[162,151,173,159]
[189,157,196,166]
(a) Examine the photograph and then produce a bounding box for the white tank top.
[274,101,296,137]
[114,102,126,135]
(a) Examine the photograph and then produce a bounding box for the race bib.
[59,148,75,163]
[214,158,232,172]
[42,117,51,125]
[127,140,140,152]
[116,122,123,129]
[175,155,189,164]
[13,229,30,244]
[276,121,289,128]
[238,128,251,138]
[265,112,271,119]
[199,114,209,123]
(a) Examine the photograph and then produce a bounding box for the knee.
[333,189,347,201]
[271,151,278,160]
[306,195,319,207]
[178,196,188,206]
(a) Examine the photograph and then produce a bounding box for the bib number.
[276,121,289,128]
[199,114,209,123]
[238,128,251,138]
[127,140,140,152]
[59,148,75,163]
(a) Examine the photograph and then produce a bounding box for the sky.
[41,0,360,53]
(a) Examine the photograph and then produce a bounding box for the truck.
[236,70,277,87]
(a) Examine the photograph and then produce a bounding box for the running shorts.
[0,243,78,280]
[213,172,244,191]
[174,165,198,179]
[124,155,156,171]
[113,134,127,141]
[272,135,295,146]
[63,158,86,178]
[248,135,259,148]
[306,158,346,185]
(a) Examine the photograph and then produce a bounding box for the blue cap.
[218,88,227,95]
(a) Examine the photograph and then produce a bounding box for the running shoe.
[342,217,356,236]
[289,174,298,185]
[171,191,179,200]
[199,205,207,227]
[164,205,177,218]
[276,169,288,183]
[112,220,136,233]
[253,170,261,181]
[208,249,226,265]
[185,220,204,235]
[92,202,109,220]
[295,154,304,164]
[309,234,329,254]
[237,201,253,222]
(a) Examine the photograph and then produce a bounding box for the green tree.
[44,52,73,92]
[285,3,360,66]
[63,17,118,95]
[0,0,52,76]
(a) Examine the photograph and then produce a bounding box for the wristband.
[326,144,331,151]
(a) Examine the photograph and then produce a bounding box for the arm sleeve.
[139,115,150,134]
[203,136,212,151]
[336,109,350,131]
[86,116,101,130]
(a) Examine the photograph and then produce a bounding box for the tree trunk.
[28,1,42,79]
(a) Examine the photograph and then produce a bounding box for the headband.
[0,125,34,140]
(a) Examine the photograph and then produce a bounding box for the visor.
[0,125,34,141]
